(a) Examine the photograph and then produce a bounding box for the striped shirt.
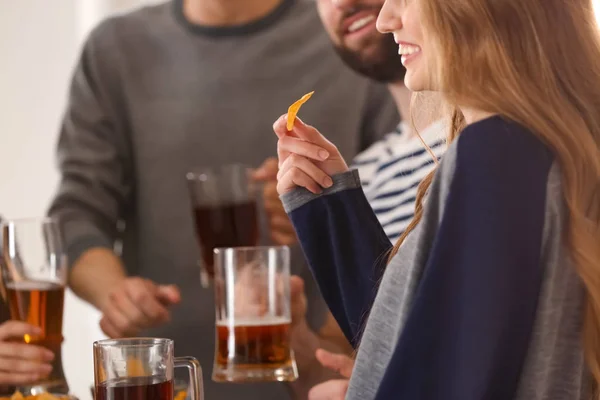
[352,120,446,242]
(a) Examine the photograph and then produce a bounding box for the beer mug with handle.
[212,245,298,383]
[187,164,260,288]
[94,338,203,400]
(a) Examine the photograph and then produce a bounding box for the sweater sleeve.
[48,19,132,268]
[373,120,554,400]
[281,170,392,347]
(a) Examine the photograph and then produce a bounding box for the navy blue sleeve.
[374,119,554,400]
[285,171,392,347]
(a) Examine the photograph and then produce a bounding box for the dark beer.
[193,201,258,277]
[95,377,174,400]
[215,317,293,375]
[6,280,66,389]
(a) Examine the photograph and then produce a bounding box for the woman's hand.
[0,321,54,385]
[273,115,349,195]
[252,157,298,245]
[308,349,354,400]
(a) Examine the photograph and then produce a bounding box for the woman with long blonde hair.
[273,0,600,398]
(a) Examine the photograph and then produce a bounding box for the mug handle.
[175,356,204,400]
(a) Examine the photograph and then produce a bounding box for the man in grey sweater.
[48,0,398,398]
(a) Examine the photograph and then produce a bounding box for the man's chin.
[334,41,406,83]
[341,31,381,53]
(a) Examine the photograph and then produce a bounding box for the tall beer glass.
[212,246,297,382]
[0,217,69,394]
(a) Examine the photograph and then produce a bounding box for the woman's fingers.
[292,117,337,151]
[273,114,348,194]
[0,321,43,341]
[276,117,331,169]
[273,115,296,139]
[278,155,333,189]
[278,135,330,164]
[0,371,50,386]
[0,342,54,362]
[274,114,335,151]
[0,356,52,375]
[278,166,323,195]
[315,349,354,378]
[308,379,349,400]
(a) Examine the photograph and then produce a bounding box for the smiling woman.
[279,0,600,399]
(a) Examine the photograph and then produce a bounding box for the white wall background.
[1,1,600,399]
[0,1,151,399]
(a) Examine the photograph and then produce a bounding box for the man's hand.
[99,277,181,338]
[252,157,297,245]
[308,349,354,400]
[0,321,55,385]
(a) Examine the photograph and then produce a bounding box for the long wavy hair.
[389,0,600,391]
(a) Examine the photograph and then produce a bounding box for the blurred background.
[0,2,160,399]
[1,1,600,399]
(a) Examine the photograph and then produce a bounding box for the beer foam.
[216,316,291,327]
[5,280,63,290]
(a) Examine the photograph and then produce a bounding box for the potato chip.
[287,91,314,131]
[0,392,66,400]
[9,391,24,400]
[174,390,187,400]
[33,394,61,400]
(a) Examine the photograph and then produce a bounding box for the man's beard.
[334,33,406,83]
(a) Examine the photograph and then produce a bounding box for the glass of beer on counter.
[93,338,204,400]
[0,217,69,395]
[187,164,259,287]
[212,245,298,383]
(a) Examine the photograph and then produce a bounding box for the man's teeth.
[348,15,376,33]
[398,43,421,56]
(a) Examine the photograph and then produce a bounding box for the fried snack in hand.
[287,91,314,131]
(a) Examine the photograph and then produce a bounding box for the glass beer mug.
[93,338,203,400]
[0,217,70,395]
[212,246,298,383]
[187,164,260,288]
